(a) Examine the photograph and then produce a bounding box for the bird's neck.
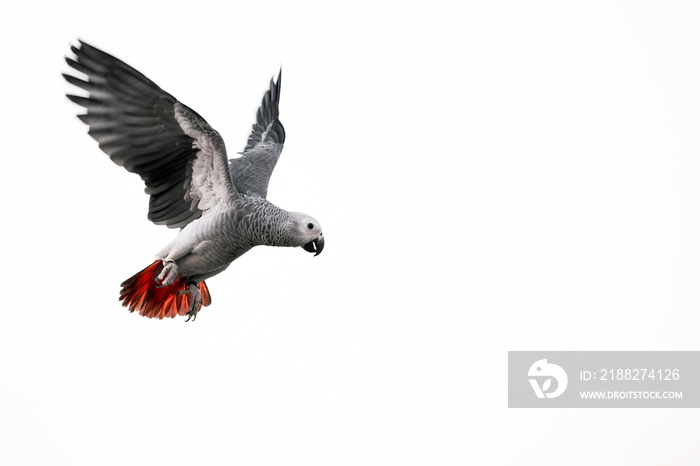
[235,197,296,248]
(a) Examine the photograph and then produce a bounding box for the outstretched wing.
[64,40,237,229]
[228,71,285,198]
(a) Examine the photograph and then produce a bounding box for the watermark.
[508,351,700,408]
[528,359,568,398]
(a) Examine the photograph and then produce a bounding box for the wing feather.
[64,40,237,229]
[228,71,285,198]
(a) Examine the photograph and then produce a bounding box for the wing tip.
[272,68,282,103]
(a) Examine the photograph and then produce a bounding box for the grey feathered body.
[162,196,298,282]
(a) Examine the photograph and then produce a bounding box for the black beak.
[302,235,324,256]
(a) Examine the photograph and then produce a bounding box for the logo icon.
[528,359,568,399]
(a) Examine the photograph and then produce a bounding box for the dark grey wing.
[64,40,237,229]
[228,71,285,198]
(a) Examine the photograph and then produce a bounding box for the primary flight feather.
[63,40,324,321]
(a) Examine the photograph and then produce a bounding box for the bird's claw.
[179,282,202,322]
[155,259,178,287]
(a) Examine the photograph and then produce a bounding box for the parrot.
[63,40,324,321]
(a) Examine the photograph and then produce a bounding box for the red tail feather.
[119,260,212,319]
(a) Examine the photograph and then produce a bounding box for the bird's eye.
[307,223,314,229]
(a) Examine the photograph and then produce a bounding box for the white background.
[2,1,700,464]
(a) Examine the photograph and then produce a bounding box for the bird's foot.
[155,259,178,287]
[179,281,202,322]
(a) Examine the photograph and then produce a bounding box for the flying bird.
[63,40,324,321]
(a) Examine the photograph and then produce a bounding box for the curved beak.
[302,235,324,256]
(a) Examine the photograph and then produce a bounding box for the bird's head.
[288,212,324,256]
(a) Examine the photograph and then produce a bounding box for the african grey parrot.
[63,40,324,321]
